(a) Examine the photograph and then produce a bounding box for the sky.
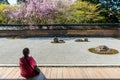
[8,0,17,5]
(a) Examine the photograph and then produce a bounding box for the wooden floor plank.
[97,68,109,78]
[103,68,120,78]
[12,68,22,79]
[5,68,17,78]
[40,67,46,76]
[1,67,120,79]
[1,67,14,79]
[50,68,57,79]
[73,68,82,78]
[57,68,62,79]
[62,67,70,79]
[68,68,76,79]
[80,68,90,78]
[78,68,89,78]
[45,67,52,79]
[0,67,6,77]
[85,68,102,78]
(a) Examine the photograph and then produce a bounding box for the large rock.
[95,45,110,52]
[53,37,59,43]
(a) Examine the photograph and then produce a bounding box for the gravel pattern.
[0,37,120,65]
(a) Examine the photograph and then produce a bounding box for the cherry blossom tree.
[5,0,56,24]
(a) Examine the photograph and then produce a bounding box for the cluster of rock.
[89,45,119,54]
[75,38,89,42]
[53,37,59,43]
[51,37,65,43]
[95,45,110,52]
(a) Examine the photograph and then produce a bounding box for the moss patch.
[88,48,119,55]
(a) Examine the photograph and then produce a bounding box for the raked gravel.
[0,37,120,66]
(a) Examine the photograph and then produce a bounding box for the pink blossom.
[5,0,57,24]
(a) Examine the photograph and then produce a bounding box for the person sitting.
[19,48,46,80]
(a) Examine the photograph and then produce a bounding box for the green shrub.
[0,4,9,24]
[65,1,106,23]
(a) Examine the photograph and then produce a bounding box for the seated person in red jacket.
[19,48,46,80]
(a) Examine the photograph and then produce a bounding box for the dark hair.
[23,48,29,57]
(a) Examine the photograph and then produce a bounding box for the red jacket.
[19,56,37,78]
